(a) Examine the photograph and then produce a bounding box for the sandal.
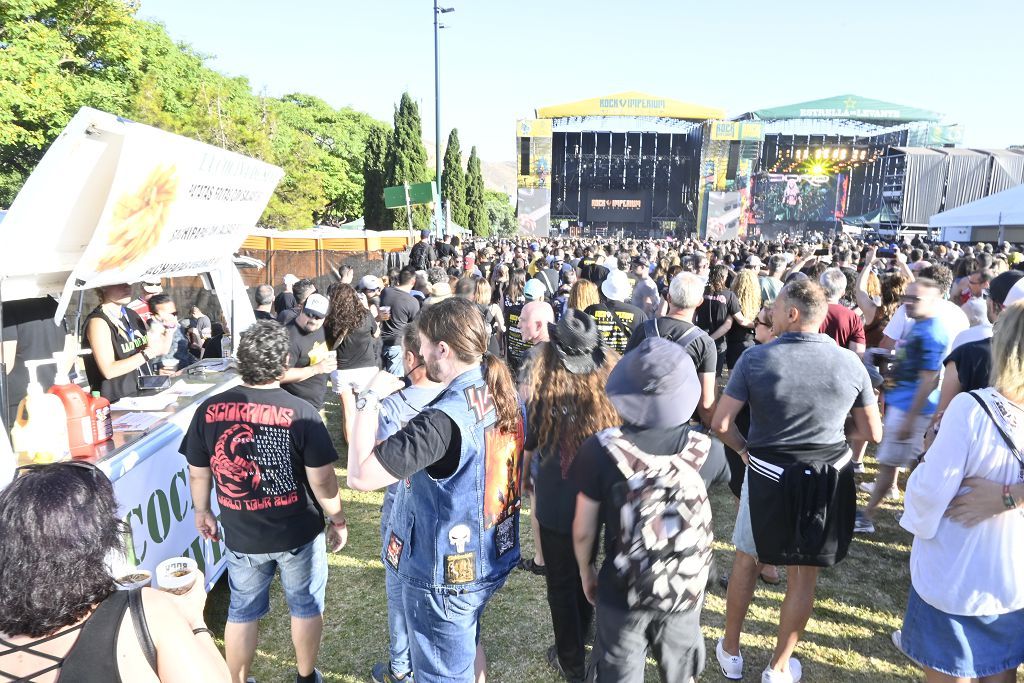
[517,557,546,575]
[759,567,782,585]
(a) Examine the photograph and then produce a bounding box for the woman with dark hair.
[695,264,746,376]
[502,269,529,374]
[519,310,620,682]
[346,297,524,682]
[0,462,229,682]
[857,255,909,349]
[325,283,380,443]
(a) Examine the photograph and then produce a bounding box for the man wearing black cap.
[571,338,712,682]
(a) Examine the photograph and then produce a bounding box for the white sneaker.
[761,658,802,683]
[859,481,900,500]
[716,638,743,680]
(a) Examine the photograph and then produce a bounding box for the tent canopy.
[536,91,724,121]
[750,94,942,123]
[930,183,1024,228]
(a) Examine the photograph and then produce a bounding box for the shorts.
[330,365,378,394]
[590,599,705,683]
[901,585,1024,678]
[225,534,327,623]
[731,471,758,559]
[876,406,931,467]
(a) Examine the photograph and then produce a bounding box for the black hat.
[548,309,605,375]
[990,270,1024,305]
[606,338,700,429]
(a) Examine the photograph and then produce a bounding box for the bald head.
[520,301,554,343]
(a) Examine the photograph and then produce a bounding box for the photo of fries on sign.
[94,164,179,272]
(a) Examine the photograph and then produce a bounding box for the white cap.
[1004,279,1024,308]
[283,273,299,286]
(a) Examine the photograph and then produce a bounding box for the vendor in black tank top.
[83,283,172,402]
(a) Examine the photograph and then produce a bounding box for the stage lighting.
[811,163,826,175]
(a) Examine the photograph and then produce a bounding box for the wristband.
[329,517,347,528]
[1003,485,1017,511]
[192,627,214,637]
[141,349,152,363]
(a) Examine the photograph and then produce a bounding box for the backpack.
[409,241,430,271]
[644,318,705,352]
[597,427,712,613]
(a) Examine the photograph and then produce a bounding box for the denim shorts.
[901,585,1024,678]
[731,471,758,559]
[226,533,328,623]
[401,577,506,682]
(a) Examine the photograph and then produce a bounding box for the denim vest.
[383,366,524,591]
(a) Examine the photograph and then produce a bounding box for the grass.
[203,397,937,682]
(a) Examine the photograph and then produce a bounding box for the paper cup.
[115,569,152,591]
[155,556,197,595]
[162,358,179,371]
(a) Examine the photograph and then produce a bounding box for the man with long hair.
[347,297,524,682]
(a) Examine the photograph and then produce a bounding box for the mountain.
[425,141,516,198]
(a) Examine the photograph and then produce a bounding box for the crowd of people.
[3,226,1024,683]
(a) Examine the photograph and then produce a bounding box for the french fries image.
[94,165,179,271]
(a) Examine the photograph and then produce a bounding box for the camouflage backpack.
[597,427,713,613]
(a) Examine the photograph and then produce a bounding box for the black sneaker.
[546,645,584,683]
[296,670,323,683]
[371,662,412,682]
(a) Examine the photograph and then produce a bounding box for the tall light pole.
[434,1,453,236]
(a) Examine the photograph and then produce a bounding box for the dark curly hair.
[0,463,125,637]
[237,320,289,384]
[324,283,366,349]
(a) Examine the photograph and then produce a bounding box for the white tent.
[930,183,1024,242]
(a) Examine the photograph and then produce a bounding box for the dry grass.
[202,398,955,682]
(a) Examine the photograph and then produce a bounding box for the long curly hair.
[708,264,730,293]
[324,283,367,349]
[0,463,125,637]
[879,272,909,324]
[521,342,621,476]
[731,269,762,321]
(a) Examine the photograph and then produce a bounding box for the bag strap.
[128,588,158,673]
[674,325,705,351]
[968,391,1024,479]
[643,318,660,339]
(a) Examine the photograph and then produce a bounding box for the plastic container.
[10,359,70,464]
[49,370,95,456]
[155,556,198,595]
[90,391,113,443]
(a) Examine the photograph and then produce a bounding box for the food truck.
[0,108,284,588]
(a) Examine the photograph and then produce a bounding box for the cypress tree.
[466,145,488,236]
[441,129,468,227]
[384,92,431,230]
[362,126,391,229]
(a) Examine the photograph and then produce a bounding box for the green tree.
[485,190,516,236]
[384,92,431,230]
[362,126,391,229]
[441,129,468,227]
[465,146,487,236]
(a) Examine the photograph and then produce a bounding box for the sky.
[138,0,1024,164]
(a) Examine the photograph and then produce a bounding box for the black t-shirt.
[277,307,300,325]
[570,424,695,609]
[694,289,741,353]
[274,291,296,315]
[623,317,717,375]
[379,287,420,347]
[945,338,991,393]
[282,319,330,409]
[2,297,66,419]
[375,408,462,480]
[254,310,275,321]
[584,300,646,354]
[180,385,338,554]
[336,310,379,370]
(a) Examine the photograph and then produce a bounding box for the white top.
[901,388,1024,616]
[883,300,970,354]
[951,323,993,349]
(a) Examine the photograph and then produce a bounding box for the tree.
[441,129,468,227]
[485,190,516,237]
[465,146,488,236]
[384,92,431,231]
[362,126,391,229]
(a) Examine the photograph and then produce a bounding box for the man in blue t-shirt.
[857,279,950,534]
[370,324,444,683]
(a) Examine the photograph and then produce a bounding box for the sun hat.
[547,309,606,375]
[601,269,631,302]
[605,338,700,429]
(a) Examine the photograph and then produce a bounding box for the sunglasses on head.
[17,460,102,479]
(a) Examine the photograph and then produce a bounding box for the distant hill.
[425,141,516,199]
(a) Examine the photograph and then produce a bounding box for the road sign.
[383,182,436,209]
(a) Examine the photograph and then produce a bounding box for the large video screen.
[517,188,551,237]
[584,190,649,223]
[706,191,742,241]
[753,173,838,223]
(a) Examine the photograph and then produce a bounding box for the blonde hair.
[991,302,1024,402]
[732,269,762,321]
[568,279,600,312]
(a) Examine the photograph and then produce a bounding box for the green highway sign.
[383,181,436,209]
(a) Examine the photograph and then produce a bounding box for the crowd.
[2,226,1024,683]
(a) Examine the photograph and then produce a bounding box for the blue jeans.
[225,534,327,622]
[381,484,411,675]
[382,345,403,375]
[400,578,506,682]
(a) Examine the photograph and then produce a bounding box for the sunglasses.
[755,317,772,328]
[304,311,325,320]
[900,295,923,303]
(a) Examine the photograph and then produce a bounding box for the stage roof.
[536,91,724,121]
[749,94,943,123]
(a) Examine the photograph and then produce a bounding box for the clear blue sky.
[139,0,1024,163]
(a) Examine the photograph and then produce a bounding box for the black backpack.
[410,241,430,271]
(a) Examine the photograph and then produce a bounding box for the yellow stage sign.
[536,91,724,121]
[517,118,553,138]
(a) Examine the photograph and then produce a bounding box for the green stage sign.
[384,182,436,209]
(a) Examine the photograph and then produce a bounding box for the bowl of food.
[115,569,153,591]
[155,557,198,595]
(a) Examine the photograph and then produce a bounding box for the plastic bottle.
[49,366,95,457]
[91,391,112,444]
[10,359,70,464]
